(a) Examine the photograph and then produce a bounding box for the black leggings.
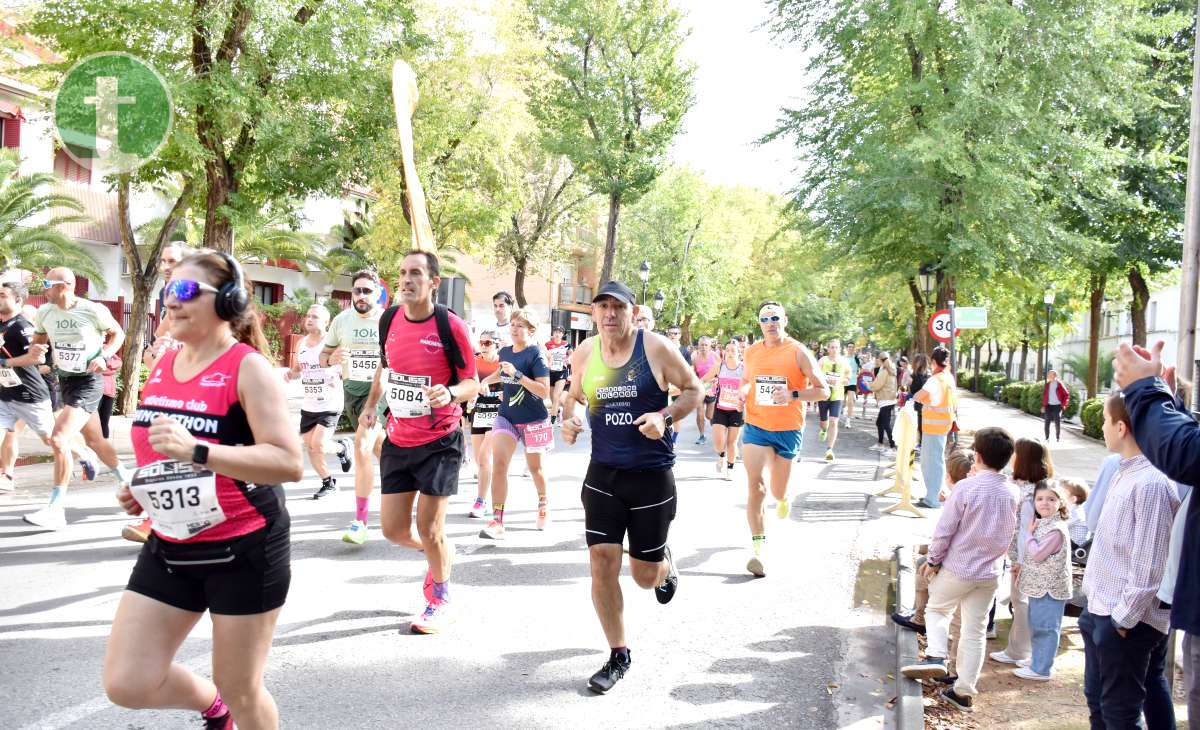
[876,404,895,447]
[1044,404,1063,440]
[98,394,114,439]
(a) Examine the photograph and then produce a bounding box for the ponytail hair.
[181,252,275,365]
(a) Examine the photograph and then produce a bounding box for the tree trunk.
[1128,264,1150,347]
[599,189,622,286]
[514,256,528,308]
[984,339,993,370]
[116,176,192,413]
[1087,274,1106,399]
[1019,338,1029,382]
[119,281,154,415]
[973,343,981,390]
[202,164,235,253]
[907,277,928,355]
[1005,347,1015,380]
[681,312,693,345]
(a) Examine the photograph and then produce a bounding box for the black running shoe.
[312,477,338,500]
[656,545,678,605]
[336,437,353,473]
[890,611,926,635]
[940,687,974,712]
[588,650,631,694]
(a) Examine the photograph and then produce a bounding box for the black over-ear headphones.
[214,252,249,322]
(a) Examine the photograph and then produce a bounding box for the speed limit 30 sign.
[928,309,958,343]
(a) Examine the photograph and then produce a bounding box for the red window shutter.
[3,118,20,150]
[74,276,89,297]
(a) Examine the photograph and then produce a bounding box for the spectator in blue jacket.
[1114,339,1199,726]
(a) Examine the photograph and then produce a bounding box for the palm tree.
[0,149,102,283]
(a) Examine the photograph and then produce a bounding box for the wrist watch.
[191,442,210,468]
[790,389,802,400]
[662,411,675,429]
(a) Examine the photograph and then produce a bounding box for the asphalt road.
[0,394,946,730]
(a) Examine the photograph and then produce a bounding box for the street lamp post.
[652,289,665,315]
[919,263,935,351]
[638,260,651,305]
[1043,290,1055,377]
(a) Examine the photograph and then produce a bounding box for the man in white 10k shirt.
[26,268,132,529]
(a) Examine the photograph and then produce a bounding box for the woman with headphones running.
[104,252,302,730]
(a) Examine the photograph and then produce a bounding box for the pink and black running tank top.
[132,343,284,542]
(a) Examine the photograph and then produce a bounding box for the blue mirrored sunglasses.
[42,279,69,289]
[759,315,782,323]
[165,279,220,302]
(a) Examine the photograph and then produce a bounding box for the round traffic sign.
[928,309,955,343]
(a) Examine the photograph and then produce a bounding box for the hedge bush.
[1081,397,1105,439]
[1021,383,1042,415]
[973,371,1007,396]
[1063,383,1081,420]
[1004,382,1030,408]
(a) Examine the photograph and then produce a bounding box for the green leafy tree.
[766,0,1150,357]
[26,0,419,252]
[490,139,591,307]
[527,0,695,285]
[0,149,100,282]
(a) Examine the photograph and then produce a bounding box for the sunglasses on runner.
[165,279,220,302]
[42,279,70,288]
[352,287,376,295]
[759,315,782,323]
[479,339,495,347]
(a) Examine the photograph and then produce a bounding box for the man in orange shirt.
[739,301,828,577]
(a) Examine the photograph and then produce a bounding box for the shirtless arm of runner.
[90,327,125,373]
[144,352,303,484]
[6,343,47,368]
[144,316,173,369]
[913,385,931,406]
[285,342,304,381]
[560,340,590,445]
[638,333,703,439]
[426,375,480,409]
[795,346,831,401]
[360,364,386,429]
[320,345,347,368]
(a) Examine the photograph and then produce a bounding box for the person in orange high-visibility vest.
[913,346,958,509]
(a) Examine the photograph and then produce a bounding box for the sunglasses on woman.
[759,315,782,323]
[165,279,220,302]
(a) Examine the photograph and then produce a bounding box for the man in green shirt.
[25,268,131,529]
[322,270,390,545]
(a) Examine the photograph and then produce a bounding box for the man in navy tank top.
[561,280,705,694]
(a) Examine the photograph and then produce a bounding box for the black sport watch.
[662,411,675,429]
[191,442,210,467]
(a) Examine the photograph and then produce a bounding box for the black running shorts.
[550,369,569,387]
[380,429,463,497]
[817,399,843,421]
[58,372,103,413]
[581,462,676,562]
[299,410,339,434]
[712,408,744,429]
[126,515,291,616]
